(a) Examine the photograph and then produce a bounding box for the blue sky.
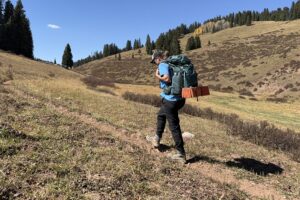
[13,0,295,63]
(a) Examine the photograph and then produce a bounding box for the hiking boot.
[146,135,160,148]
[167,151,187,164]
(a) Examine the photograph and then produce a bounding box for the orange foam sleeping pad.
[181,86,210,98]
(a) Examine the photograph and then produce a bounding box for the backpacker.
[162,55,198,96]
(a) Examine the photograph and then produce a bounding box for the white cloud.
[47,24,61,29]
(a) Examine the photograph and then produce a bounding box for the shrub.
[221,86,234,93]
[122,92,161,107]
[249,97,258,101]
[95,88,116,96]
[274,89,284,95]
[245,81,254,87]
[258,82,265,87]
[239,89,254,97]
[81,76,115,88]
[284,84,294,89]
[266,97,287,103]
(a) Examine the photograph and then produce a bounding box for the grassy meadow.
[1,18,300,199]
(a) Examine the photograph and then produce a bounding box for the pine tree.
[54,59,56,64]
[133,39,138,50]
[145,34,152,55]
[290,2,296,19]
[155,33,165,50]
[282,7,290,21]
[21,17,34,58]
[133,38,142,49]
[138,38,142,48]
[188,21,201,33]
[195,36,201,48]
[262,8,270,21]
[11,0,33,58]
[125,40,132,51]
[295,1,300,19]
[229,13,234,27]
[0,0,4,49]
[169,37,181,55]
[151,41,155,52]
[1,0,14,51]
[4,0,13,23]
[62,43,73,68]
[185,37,195,51]
[103,44,109,57]
[1,0,33,58]
[246,12,252,26]
[0,0,3,24]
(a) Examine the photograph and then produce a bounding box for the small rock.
[182,132,194,140]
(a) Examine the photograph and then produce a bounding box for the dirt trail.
[5,85,289,200]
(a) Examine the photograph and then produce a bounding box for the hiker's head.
[150,49,164,65]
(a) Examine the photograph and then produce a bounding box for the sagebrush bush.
[239,89,254,97]
[81,76,115,88]
[122,92,300,162]
[266,97,287,103]
[122,92,161,107]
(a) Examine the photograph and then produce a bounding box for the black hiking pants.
[156,98,186,155]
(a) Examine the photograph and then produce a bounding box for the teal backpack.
[162,55,198,96]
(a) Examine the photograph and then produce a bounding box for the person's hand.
[155,68,160,79]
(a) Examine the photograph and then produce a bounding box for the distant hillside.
[75,20,300,100]
[0,50,80,82]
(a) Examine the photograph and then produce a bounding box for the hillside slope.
[1,52,300,199]
[75,20,300,100]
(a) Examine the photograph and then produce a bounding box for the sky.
[12,0,295,63]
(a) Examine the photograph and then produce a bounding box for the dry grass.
[7,77,300,198]
[1,43,300,198]
[0,84,247,199]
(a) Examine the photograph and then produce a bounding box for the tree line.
[68,0,300,68]
[205,0,300,28]
[73,22,201,67]
[73,37,146,67]
[0,0,34,58]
